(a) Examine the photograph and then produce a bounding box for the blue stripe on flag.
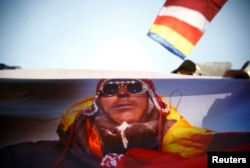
[147,32,185,59]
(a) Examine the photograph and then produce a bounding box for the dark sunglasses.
[99,79,148,96]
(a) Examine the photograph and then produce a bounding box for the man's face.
[99,80,148,124]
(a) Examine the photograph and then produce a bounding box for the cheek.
[100,97,113,111]
[132,97,148,115]
[137,97,148,109]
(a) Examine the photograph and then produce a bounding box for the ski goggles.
[98,79,149,96]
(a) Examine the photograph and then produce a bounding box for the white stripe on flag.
[159,6,210,33]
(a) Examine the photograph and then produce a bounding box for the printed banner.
[0,76,250,167]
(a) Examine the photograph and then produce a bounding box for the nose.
[117,85,130,97]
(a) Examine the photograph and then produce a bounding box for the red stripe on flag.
[154,16,203,45]
[165,0,227,21]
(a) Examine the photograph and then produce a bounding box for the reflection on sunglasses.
[99,80,148,96]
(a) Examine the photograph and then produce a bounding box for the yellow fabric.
[59,96,103,158]
[162,106,215,158]
[60,96,95,132]
[150,24,194,56]
[165,105,182,121]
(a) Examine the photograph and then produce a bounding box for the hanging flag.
[148,0,227,59]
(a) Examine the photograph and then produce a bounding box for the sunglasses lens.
[101,80,146,96]
[127,82,143,94]
[102,84,118,96]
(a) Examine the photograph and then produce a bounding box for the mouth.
[111,103,136,110]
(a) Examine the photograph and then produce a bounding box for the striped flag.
[148,0,227,59]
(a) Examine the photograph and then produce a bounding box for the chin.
[119,117,138,124]
[115,111,140,123]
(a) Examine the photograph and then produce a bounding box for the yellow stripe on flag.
[150,24,194,56]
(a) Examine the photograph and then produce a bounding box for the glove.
[162,118,214,158]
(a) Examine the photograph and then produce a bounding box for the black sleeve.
[0,141,61,168]
[0,140,99,168]
[0,142,37,168]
